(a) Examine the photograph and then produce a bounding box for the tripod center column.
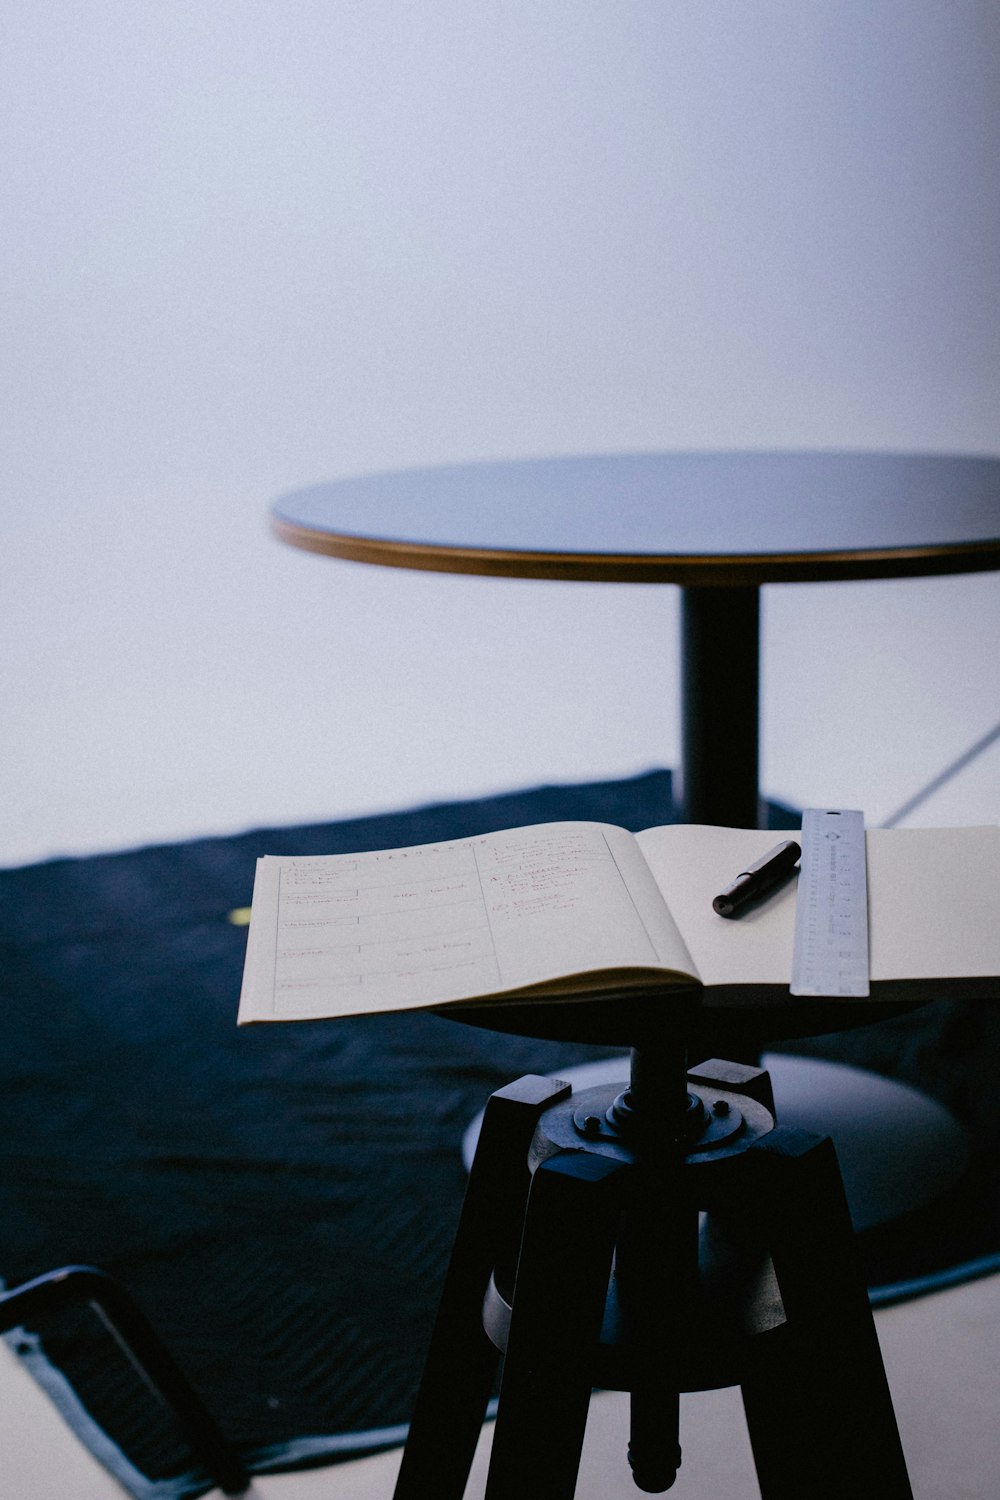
[620,1033,701,1492]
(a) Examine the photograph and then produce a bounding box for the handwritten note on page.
[238,822,696,1021]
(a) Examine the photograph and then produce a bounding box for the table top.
[272,450,1000,586]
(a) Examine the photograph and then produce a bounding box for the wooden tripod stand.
[393,1026,913,1499]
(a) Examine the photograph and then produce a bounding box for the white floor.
[3,1272,999,1499]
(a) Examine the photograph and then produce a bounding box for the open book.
[237,821,1000,1023]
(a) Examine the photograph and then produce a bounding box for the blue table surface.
[273,451,1000,562]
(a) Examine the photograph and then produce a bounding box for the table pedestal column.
[674,587,973,1228]
[679,586,761,828]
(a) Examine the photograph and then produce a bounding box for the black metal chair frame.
[0,1264,248,1495]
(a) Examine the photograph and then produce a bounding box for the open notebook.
[238,821,1000,1022]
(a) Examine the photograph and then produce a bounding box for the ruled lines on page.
[260,823,666,1018]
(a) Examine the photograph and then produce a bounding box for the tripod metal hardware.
[394,1052,913,1500]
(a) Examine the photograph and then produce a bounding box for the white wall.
[3,2,999,863]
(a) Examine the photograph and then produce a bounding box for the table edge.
[272,516,1000,586]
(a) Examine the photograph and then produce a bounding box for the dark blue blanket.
[1,771,996,1495]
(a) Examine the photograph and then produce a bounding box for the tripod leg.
[739,1127,913,1500]
[622,1042,697,1493]
[623,1176,691,1493]
[485,1151,628,1500]
[394,1075,570,1500]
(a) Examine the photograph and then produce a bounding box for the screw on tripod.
[628,1439,682,1492]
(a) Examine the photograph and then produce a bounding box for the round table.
[273,450,1000,828]
[272,450,1000,1226]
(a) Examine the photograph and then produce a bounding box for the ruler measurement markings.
[790,808,870,998]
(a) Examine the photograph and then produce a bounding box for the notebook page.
[239,821,697,1021]
[866,826,1000,981]
[637,823,1000,993]
[637,824,797,990]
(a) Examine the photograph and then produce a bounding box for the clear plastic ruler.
[790,809,870,997]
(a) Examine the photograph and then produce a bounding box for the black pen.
[712,839,801,917]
